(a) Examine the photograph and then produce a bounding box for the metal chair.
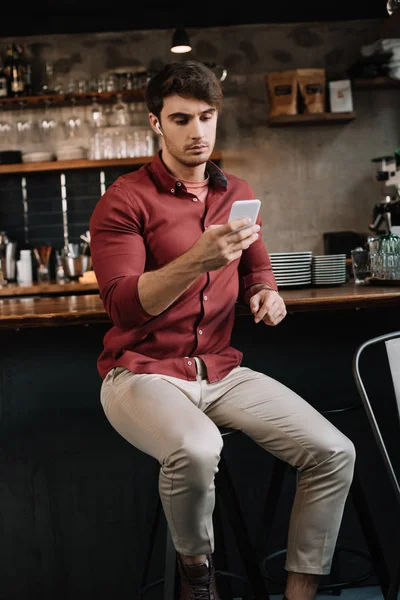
[353,330,400,600]
[257,406,390,596]
[140,428,271,600]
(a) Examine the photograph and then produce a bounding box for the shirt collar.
[149,150,227,195]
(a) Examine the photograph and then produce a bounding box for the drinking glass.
[33,246,52,283]
[351,248,371,284]
[370,234,400,279]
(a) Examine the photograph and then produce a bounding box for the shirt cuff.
[241,271,278,295]
[132,276,156,322]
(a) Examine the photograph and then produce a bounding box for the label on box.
[329,79,353,113]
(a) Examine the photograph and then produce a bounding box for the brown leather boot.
[177,553,220,600]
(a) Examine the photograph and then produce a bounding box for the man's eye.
[176,120,187,125]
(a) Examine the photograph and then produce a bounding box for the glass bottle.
[7,44,25,97]
[18,44,32,96]
[0,55,8,98]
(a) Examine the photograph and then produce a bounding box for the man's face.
[156,94,218,167]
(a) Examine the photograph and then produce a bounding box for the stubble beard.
[163,137,214,168]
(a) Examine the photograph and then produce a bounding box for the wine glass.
[38,100,58,152]
[0,103,14,150]
[110,93,130,127]
[88,98,105,128]
[15,101,35,151]
[64,97,82,139]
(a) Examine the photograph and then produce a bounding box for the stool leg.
[387,560,400,600]
[216,455,270,600]
[327,548,342,596]
[164,524,178,600]
[351,467,390,597]
[213,492,234,600]
[256,458,287,554]
[141,474,163,594]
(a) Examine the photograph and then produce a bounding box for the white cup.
[17,250,33,285]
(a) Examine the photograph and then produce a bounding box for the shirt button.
[177,182,181,186]
[193,197,198,202]
[199,329,203,335]
[204,295,208,301]
[171,188,175,193]
[187,360,192,366]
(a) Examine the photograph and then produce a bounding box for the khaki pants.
[100,357,355,575]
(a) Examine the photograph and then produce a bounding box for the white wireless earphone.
[155,121,163,136]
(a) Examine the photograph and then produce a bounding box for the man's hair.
[145,60,223,120]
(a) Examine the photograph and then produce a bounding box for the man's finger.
[250,296,260,314]
[254,306,267,323]
[224,218,252,235]
[205,224,224,231]
[263,310,286,325]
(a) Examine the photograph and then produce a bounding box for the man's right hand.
[189,218,260,272]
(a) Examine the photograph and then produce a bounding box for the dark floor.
[266,587,390,600]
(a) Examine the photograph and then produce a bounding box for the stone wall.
[1,18,398,252]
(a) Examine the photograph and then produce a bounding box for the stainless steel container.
[61,255,92,280]
[0,242,17,281]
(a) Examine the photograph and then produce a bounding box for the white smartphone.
[228,199,261,232]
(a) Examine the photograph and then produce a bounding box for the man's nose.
[190,120,204,138]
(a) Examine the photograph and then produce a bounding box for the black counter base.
[0,307,399,599]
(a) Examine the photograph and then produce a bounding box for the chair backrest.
[353,331,400,507]
[386,337,400,415]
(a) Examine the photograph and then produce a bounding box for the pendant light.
[387,0,400,13]
[170,26,192,54]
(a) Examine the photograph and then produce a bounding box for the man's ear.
[149,113,163,136]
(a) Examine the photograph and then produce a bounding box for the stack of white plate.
[270,252,313,287]
[56,146,87,161]
[312,254,347,286]
[22,151,54,163]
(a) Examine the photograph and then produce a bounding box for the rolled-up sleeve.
[89,182,154,330]
[238,213,278,300]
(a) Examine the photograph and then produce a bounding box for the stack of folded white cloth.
[360,38,400,79]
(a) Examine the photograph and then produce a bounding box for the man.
[89,60,355,600]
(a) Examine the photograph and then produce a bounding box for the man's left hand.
[249,289,287,326]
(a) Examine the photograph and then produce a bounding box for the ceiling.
[2,2,390,37]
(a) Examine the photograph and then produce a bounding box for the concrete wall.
[1,18,398,253]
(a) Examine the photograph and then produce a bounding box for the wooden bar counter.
[0,281,399,598]
[0,282,399,328]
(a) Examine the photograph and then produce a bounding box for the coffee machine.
[370,151,400,236]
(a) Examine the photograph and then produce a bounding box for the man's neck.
[161,149,207,182]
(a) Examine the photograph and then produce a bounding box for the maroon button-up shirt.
[89,152,277,382]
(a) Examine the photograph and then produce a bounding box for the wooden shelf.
[0,89,146,110]
[352,77,400,90]
[267,112,356,127]
[0,151,223,175]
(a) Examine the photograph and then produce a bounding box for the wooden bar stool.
[140,428,271,600]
